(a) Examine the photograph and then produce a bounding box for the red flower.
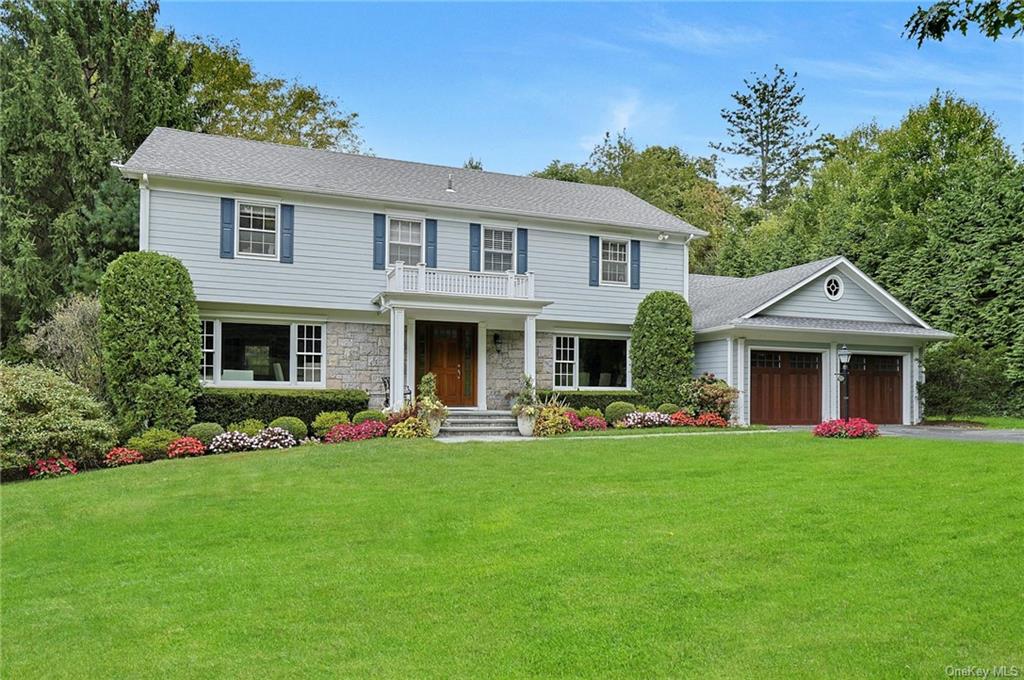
[813,418,880,438]
[167,437,206,458]
[104,447,144,467]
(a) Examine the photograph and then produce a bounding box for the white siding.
[148,189,687,324]
[761,272,901,322]
[694,339,728,379]
[530,228,685,325]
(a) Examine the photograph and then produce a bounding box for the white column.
[829,342,838,421]
[523,315,537,388]
[477,322,487,410]
[726,336,734,387]
[682,236,690,302]
[405,319,416,400]
[389,307,406,409]
[139,173,150,250]
[736,337,746,425]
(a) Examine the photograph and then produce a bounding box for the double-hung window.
[483,227,514,272]
[553,335,630,389]
[199,319,325,386]
[237,202,279,258]
[600,238,629,285]
[388,217,423,265]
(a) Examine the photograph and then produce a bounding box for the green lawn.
[923,415,1024,429]
[559,425,768,437]
[3,433,1022,678]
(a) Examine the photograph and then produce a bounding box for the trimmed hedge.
[537,389,641,413]
[194,388,369,427]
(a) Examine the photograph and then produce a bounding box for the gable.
[757,270,902,323]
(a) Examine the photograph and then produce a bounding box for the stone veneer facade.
[485,330,524,409]
[325,321,390,407]
[325,322,557,410]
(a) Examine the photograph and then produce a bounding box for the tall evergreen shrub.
[99,252,200,432]
[630,291,694,406]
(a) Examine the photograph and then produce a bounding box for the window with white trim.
[553,335,629,389]
[483,227,514,272]
[824,275,844,301]
[600,238,628,285]
[388,217,423,264]
[296,324,323,383]
[200,320,215,381]
[237,203,278,257]
[554,336,576,388]
[198,320,326,386]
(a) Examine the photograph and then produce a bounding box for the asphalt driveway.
[878,425,1024,444]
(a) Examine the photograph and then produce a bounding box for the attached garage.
[749,350,822,425]
[847,354,902,424]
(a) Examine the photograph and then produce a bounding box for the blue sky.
[159,2,1023,174]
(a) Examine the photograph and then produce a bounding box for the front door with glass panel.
[416,322,477,407]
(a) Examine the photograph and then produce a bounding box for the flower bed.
[324,420,388,443]
[28,456,78,479]
[167,437,206,458]
[813,418,880,439]
[104,447,144,467]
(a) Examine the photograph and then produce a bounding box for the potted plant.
[511,374,539,436]
[416,373,448,437]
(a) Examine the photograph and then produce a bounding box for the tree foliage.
[0,0,364,353]
[710,65,818,209]
[533,131,738,270]
[918,338,1009,418]
[630,291,695,407]
[904,0,1024,46]
[182,37,362,151]
[23,293,105,399]
[99,252,200,433]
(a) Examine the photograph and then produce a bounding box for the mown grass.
[558,424,768,437]
[923,415,1024,429]
[3,433,1022,678]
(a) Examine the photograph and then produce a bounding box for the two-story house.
[118,128,953,426]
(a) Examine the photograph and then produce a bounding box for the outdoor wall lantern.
[493,333,502,354]
[837,344,852,422]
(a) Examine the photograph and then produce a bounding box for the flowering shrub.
[388,416,432,439]
[620,411,672,429]
[269,416,308,440]
[670,411,696,427]
[581,415,608,431]
[167,436,206,458]
[312,410,349,437]
[679,373,739,420]
[534,406,572,437]
[252,427,297,449]
[28,456,78,479]
[104,447,144,467]
[298,436,321,446]
[208,431,255,454]
[566,410,584,430]
[324,420,388,443]
[813,418,880,438]
[694,412,728,428]
[566,410,608,431]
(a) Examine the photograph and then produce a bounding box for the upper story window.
[388,217,423,264]
[824,275,844,301]
[237,203,278,258]
[600,238,629,285]
[483,227,514,272]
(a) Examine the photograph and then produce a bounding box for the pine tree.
[711,65,817,209]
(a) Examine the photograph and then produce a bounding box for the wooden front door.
[416,322,477,407]
[848,354,902,424]
[750,350,822,425]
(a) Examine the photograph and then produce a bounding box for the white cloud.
[578,91,675,152]
[636,15,771,53]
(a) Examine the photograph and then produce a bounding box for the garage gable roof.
[690,256,936,332]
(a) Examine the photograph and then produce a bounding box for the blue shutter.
[469,223,481,271]
[589,236,599,287]
[372,213,386,270]
[630,239,640,289]
[425,219,437,267]
[516,228,528,274]
[280,204,294,263]
[220,198,235,259]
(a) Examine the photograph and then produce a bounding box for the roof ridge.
[150,127,631,195]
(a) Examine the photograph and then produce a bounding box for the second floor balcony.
[385,262,536,300]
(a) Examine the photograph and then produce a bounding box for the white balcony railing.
[386,262,535,299]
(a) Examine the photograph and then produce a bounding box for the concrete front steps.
[438,410,520,438]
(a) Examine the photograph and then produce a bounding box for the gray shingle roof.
[121,128,706,236]
[690,257,843,329]
[737,316,954,338]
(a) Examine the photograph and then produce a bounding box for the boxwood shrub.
[194,388,368,428]
[631,290,694,406]
[536,390,641,413]
[604,401,637,425]
[269,416,308,440]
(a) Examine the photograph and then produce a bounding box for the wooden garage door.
[750,351,822,425]
[847,355,902,424]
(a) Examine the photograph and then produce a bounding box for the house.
[117,128,953,426]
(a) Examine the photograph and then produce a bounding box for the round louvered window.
[824,275,844,301]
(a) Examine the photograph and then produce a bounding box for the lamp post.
[837,344,851,422]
